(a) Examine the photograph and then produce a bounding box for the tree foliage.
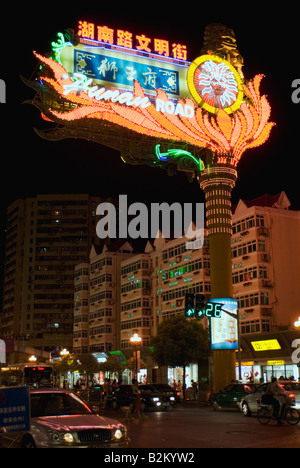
[151,316,210,369]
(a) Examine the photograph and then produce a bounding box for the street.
[102,402,300,449]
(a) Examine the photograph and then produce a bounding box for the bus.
[0,363,54,388]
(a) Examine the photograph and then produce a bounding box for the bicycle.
[257,398,300,426]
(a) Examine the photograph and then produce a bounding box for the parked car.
[150,383,180,403]
[139,384,175,408]
[240,381,300,417]
[209,383,255,410]
[107,384,173,411]
[2,389,130,448]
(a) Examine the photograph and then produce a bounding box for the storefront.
[167,364,198,390]
[237,330,300,383]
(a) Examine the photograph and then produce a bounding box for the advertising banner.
[210,298,238,350]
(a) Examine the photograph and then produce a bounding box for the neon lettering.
[62,73,151,109]
[155,98,195,118]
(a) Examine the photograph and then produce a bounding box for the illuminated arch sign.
[30,28,274,170]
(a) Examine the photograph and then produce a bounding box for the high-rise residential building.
[0,194,106,351]
[74,242,134,355]
[232,191,300,333]
[120,248,154,351]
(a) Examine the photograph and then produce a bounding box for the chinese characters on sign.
[74,50,180,95]
[78,20,188,61]
[0,387,30,434]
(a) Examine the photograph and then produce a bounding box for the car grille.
[77,429,112,444]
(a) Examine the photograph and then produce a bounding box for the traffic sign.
[185,294,224,320]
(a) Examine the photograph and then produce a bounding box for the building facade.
[74,242,134,355]
[232,192,300,334]
[71,191,300,383]
[0,194,106,351]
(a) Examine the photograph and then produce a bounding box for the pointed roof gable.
[234,191,291,215]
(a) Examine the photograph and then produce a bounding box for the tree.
[151,316,210,397]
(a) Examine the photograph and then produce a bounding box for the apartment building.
[120,248,153,351]
[74,242,135,355]
[1,194,105,350]
[69,191,300,383]
[72,191,300,354]
[150,233,210,336]
[232,191,300,333]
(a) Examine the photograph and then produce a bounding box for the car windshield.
[139,385,158,393]
[31,392,92,417]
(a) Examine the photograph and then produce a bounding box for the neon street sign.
[61,73,195,119]
[77,20,188,60]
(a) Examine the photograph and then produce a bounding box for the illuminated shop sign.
[210,298,238,350]
[77,20,188,60]
[251,339,281,352]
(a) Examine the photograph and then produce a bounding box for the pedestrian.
[103,378,110,408]
[126,378,145,423]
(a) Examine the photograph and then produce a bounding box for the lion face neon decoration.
[197,60,238,108]
[187,54,244,114]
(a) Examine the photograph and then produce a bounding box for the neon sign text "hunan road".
[62,73,195,118]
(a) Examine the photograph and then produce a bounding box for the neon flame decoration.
[33,52,275,167]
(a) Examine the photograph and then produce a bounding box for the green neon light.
[155,144,204,172]
[51,32,72,65]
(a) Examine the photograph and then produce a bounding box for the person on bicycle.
[265,377,286,425]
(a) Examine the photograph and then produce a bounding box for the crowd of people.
[171,379,200,400]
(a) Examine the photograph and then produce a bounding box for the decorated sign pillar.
[200,166,237,390]
[24,22,275,394]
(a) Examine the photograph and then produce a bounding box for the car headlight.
[47,429,74,444]
[113,425,127,440]
[152,397,160,402]
[63,432,74,443]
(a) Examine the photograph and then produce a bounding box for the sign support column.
[200,164,237,393]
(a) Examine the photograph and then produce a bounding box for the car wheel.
[242,402,252,417]
[21,435,36,448]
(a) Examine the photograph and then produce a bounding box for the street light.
[130,333,142,380]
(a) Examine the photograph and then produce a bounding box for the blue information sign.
[0,386,30,433]
[74,49,180,95]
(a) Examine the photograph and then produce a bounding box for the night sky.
[1,4,300,235]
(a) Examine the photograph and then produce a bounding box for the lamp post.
[130,333,142,380]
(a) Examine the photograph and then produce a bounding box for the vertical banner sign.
[210,298,238,350]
